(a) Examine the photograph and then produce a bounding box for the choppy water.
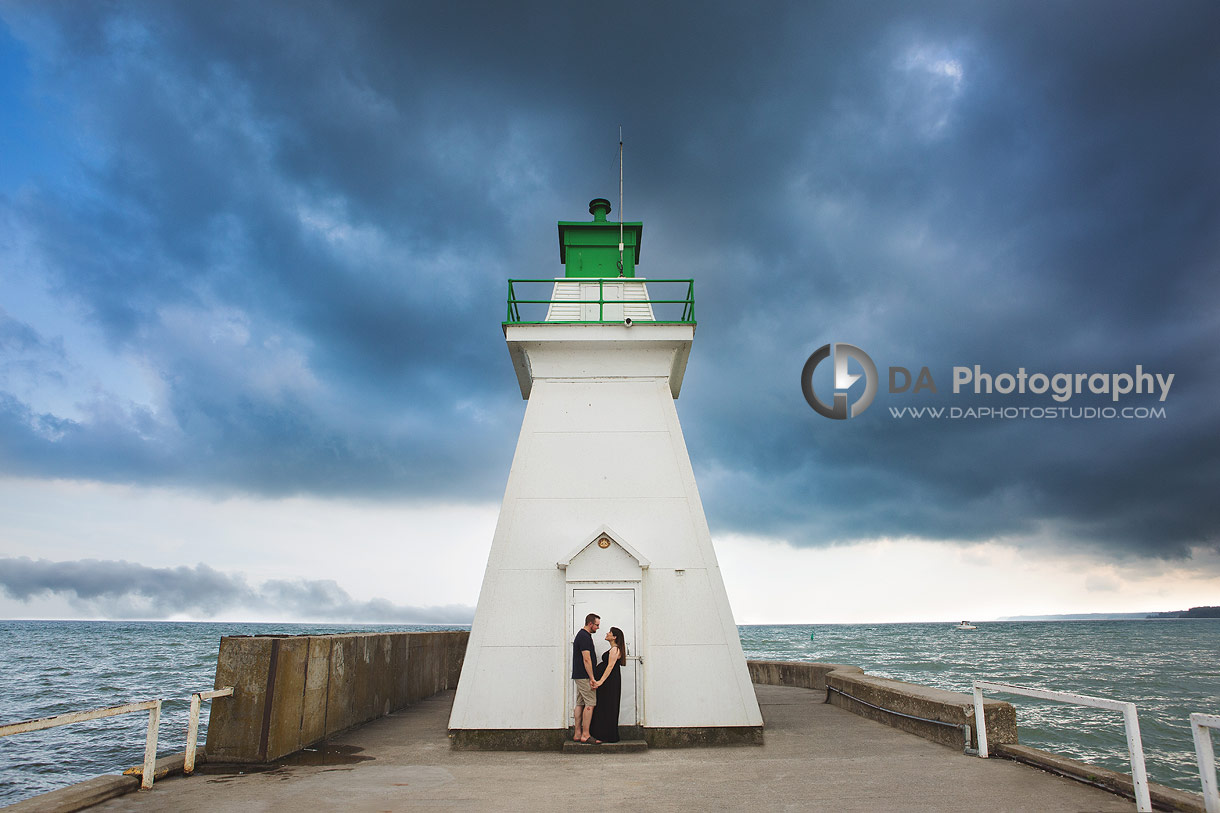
[1,619,1216,805]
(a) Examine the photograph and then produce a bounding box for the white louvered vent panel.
[545,281,583,321]
[623,281,655,321]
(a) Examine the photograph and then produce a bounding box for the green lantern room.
[558,198,642,278]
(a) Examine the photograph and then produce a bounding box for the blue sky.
[0,0,1217,623]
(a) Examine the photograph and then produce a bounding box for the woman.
[589,626,625,744]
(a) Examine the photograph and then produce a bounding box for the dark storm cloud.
[0,557,473,623]
[0,1,1217,557]
[672,1,1220,558]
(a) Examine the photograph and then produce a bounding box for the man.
[572,612,600,743]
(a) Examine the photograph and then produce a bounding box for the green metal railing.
[504,278,695,325]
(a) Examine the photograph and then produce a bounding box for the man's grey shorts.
[574,678,596,707]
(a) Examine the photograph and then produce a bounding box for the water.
[1,619,1217,805]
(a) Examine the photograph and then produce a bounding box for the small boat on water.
[954,621,977,630]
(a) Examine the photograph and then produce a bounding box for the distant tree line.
[1146,606,1220,619]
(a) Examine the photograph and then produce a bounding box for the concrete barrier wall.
[748,660,1017,751]
[747,660,863,690]
[207,630,469,763]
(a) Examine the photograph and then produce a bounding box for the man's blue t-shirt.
[571,628,596,679]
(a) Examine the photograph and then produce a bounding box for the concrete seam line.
[322,638,332,737]
[298,639,309,739]
[259,638,280,762]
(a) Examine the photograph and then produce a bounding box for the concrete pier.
[80,685,1144,813]
[206,630,467,763]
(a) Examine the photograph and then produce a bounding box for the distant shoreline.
[999,606,1220,622]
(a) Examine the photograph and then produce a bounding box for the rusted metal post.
[185,687,234,775]
[185,693,202,775]
[140,701,161,790]
[972,684,989,758]
[1192,712,1220,813]
[1120,703,1150,812]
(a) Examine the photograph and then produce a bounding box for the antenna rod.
[618,126,624,277]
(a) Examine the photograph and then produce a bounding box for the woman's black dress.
[589,650,621,743]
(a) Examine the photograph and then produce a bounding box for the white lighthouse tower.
[448,198,762,748]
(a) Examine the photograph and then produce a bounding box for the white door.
[580,282,624,322]
[570,587,638,725]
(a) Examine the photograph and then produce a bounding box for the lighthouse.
[448,198,762,748]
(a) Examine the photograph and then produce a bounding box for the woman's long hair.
[609,627,626,661]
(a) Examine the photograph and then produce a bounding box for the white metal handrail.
[0,700,163,790]
[1191,713,1220,813]
[185,687,234,774]
[972,680,1151,812]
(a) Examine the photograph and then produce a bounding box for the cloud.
[0,557,474,623]
[0,308,71,400]
[0,0,1216,564]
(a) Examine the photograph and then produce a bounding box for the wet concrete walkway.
[89,685,1134,812]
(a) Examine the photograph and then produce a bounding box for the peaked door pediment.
[558,526,649,582]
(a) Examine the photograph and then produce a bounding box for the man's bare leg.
[581,705,594,741]
[574,704,585,741]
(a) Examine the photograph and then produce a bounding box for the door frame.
[565,580,643,726]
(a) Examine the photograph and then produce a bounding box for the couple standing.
[571,613,624,744]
